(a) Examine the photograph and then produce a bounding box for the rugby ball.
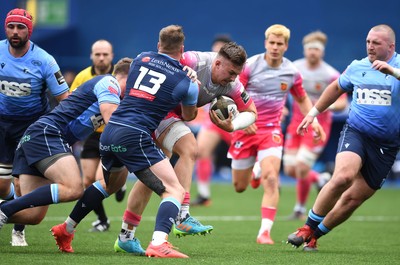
[210,96,238,120]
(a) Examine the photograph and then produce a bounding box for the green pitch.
[1,181,399,264]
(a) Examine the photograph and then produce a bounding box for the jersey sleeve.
[45,56,69,96]
[239,64,250,88]
[338,62,356,92]
[181,81,199,106]
[93,76,121,105]
[228,78,253,111]
[289,72,307,99]
[180,51,199,69]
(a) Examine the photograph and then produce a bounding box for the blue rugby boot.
[173,214,213,238]
[114,236,145,256]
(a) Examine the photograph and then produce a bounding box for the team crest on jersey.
[280,82,288,91]
[315,83,322,90]
[31,60,42,66]
[142,57,151,63]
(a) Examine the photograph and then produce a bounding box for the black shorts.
[338,124,399,190]
[80,132,101,159]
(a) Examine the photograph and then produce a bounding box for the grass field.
[1,181,400,265]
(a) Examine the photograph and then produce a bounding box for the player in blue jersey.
[51,25,198,258]
[0,58,132,249]
[0,8,69,246]
[287,24,400,251]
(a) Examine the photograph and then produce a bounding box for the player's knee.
[174,137,198,161]
[232,180,247,193]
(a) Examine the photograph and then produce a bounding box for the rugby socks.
[314,222,331,238]
[152,197,180,245]
[258,207,276,236]
[93,202,108,223]
[306,209,325,230]
[196,159,212,198]
[69,181,109,224]
[0,184,56,217]
[12,193,25,232]
[119,210,142,242]
[177,192,190,221]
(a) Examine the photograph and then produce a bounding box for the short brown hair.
[218,42,247,67]
[159,25,185,53]
[113,57,132,76]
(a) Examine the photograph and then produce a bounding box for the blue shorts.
[100,123,166,174]
[0,116,38,164]
[338,124,399,190]
[12,121,72,177]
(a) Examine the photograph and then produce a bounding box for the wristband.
[393,68,400,79]
[307,106,320,117]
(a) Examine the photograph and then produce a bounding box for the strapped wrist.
[392,68,400,79]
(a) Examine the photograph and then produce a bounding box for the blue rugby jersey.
[0,40,69,118]
[338,53,400,145]
[38,75,121,144]
[109,51,198,133]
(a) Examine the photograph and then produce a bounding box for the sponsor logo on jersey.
[240,90,250,104]
[108,86,118,95]
[355,87,391,105]
[142,56,151,63]
[129,89,155,101]
[0,76,31,96]
[54,71,66,85]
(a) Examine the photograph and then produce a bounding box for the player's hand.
[371,60,393,75]
[243,123,257,135]
[310,120,326,143]
[183,66,201,85]
[209,110,234,132]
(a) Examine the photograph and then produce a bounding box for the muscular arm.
[99,103,119,124]
[54,91,70,102]
[314,79,346,113]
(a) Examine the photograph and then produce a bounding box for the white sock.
[179,205,190,220]
[198,182,210,198]
[151,231,168,246]
[252,161,261,179]
[65,217,77,234]
[258,219,273,237]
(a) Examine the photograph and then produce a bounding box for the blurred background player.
[282,31,348,220]
[192,34,234,206]
[0,8,69,246]
[229,24,325,244]
[70,39,126,232]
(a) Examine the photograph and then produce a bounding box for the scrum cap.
[5,8,33,38]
